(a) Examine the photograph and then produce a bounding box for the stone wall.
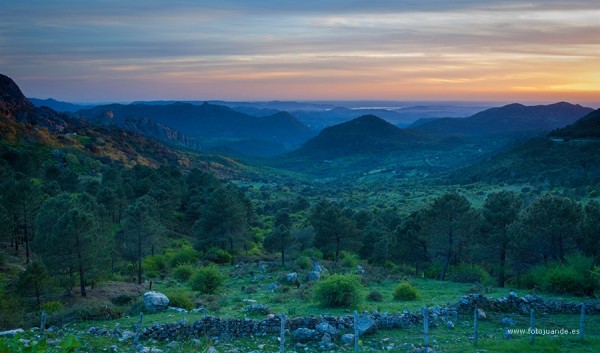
[141,293,598,341]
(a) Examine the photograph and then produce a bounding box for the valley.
[1,73,600,353]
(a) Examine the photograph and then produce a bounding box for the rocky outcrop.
[0,74,34,118]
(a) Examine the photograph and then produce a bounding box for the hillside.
[548,108,600,139]
[76,102,315,155]
[292,115,424,159]
[0,74,253,177]
[410,102,593,138]
[450,137,600,187]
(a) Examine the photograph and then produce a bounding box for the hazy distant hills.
[410,102,593,138]
[548,108,600,139]
[76,102,315,156]
[292,115,424,158]
[30,98,93,112]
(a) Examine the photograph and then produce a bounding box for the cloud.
[1,0,598,101]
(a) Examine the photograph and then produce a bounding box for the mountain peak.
[0,74,34,117]
[293,114,422,158]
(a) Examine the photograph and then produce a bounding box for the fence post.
[353,311,359,352]
[133,312,144,351]
[529,308,535,345]
[280,313,285,353]
[579,304,585,340]
[40,310,47,338]
[473,307,478,346]
[422,307,429,347]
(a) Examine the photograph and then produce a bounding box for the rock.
[242,299,257,303]
[143,291,169,313]
[190,307,208,314]
[207,347,218,353]
[446,320,455,329]
[321,333,332,344]
[121,330,135,340]
[341,333,354,345]
[167,342,178,349]
[408,348,437,353]
[242,304,271,315]
[312,259,323,273]
[316,321,339,336]
[140,347,164,353]
[356,315,377,335]
[293,328,320,342]
[476,308,487,320]
[266,282,279,291]
[307,271,320,281]
[286,272,298,282]
[356,265,365,274]
[168,306,188,313]
[501,317,516,327]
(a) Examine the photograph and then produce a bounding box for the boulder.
[476,308,487,320]
[312,259,323,273]
[307,271,321,281]
[356,315,377,335]
[286,272,298,282]
[341,333,354,345]
[266,282,279,291]
[143,291,169,313]
[316,321,339,336]
[293,328,320,342]
[501,317,516,327]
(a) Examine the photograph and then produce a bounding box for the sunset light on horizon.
[1,0,599,104]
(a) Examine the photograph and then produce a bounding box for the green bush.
[366,290,384,302]
[143,255,167,278]
[339,251,359,268]
[448,264,492,284]
[424,263,441,279]
[203,247,233,264]
[40,300,64,313]
[544,266,584,294]
[314,274,362,308]
[302,248,324,260]
[189,266,225,294]
[168,245,200,268]
[165,291,194,310]
[296,256,312,270]
[173,264,194,282]
[393,282,418,301]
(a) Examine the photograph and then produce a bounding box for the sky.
[1,0,599,104]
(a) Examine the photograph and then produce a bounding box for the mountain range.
[409,102,593,138]
[75,102,315,156]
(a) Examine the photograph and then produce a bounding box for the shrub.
[314,274,362,308]
[544,266,585,294]
[189,266,225,294]
[40,300,64,313]
[173,264,194,282]
[424,263,441,279]
[302,248,324,260]
[393,282,418,301]
[296,256,312,270]
[168,245,200,268]
[203,247,233,265]
[339,251,359,268]
[366,290,384,302]
[143,255,167,278]
[165,291,194,310]
[448,264,492,285]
